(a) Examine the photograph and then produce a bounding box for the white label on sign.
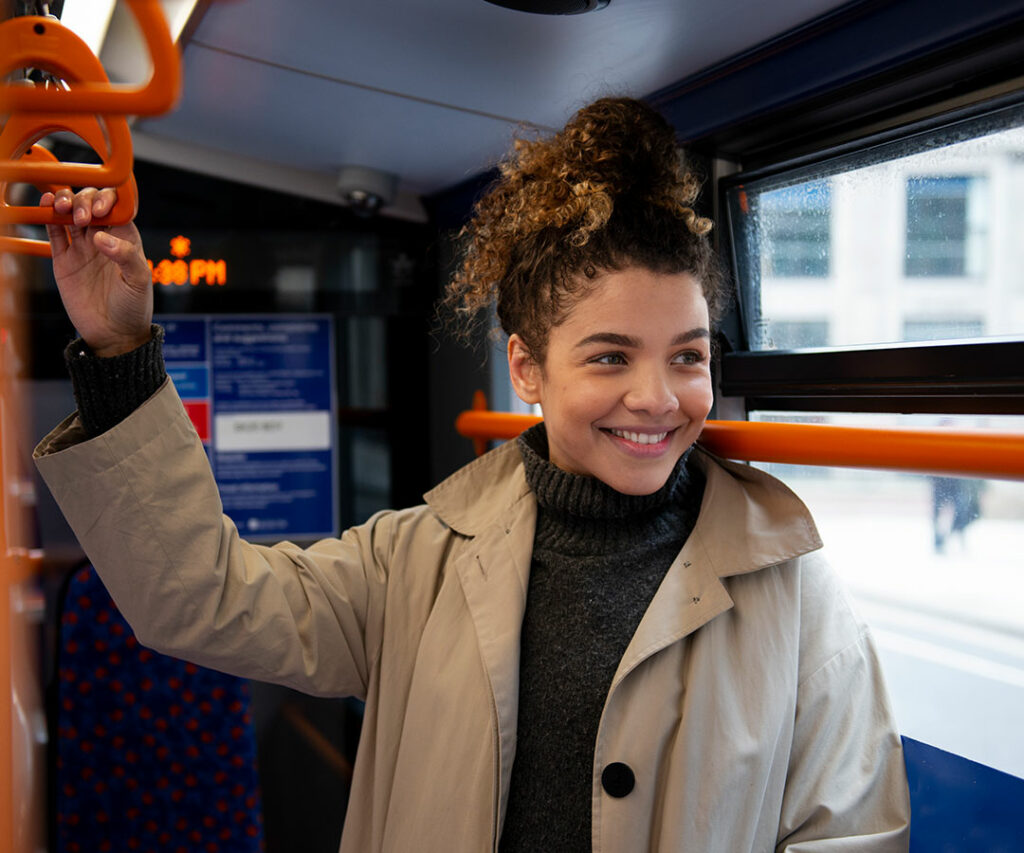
[214,412,331,452]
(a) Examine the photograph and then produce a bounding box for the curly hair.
[443,96,729,360]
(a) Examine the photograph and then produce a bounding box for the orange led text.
[148,235,227,287]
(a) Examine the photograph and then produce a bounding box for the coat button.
[601,762,635,798]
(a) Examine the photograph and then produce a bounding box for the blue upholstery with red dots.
[56,565,264,853]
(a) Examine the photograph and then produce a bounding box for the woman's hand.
[42,187,154,357]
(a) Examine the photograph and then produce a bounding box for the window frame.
[716,93,1024,418]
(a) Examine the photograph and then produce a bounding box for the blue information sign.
[159,315,337,541]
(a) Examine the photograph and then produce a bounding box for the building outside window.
[759,179,832,278]
[905,175,988,277]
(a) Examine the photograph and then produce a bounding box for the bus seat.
[55,564,263,853]
[903,735,1024,851]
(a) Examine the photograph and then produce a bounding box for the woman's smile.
[602,426,676,454]
[606,427,671,444]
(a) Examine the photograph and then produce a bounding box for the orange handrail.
[455,403,1024,481]
[0,142,138,258]
[0,0,181,116]
[0,19,134,186]
[0,146,60,256]
[0,6,148,257]
[0,109,133,187]
[1,213,46,853]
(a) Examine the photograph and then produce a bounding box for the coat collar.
[609,446,824,687]
[424,440,531,537]
[424,440,823,577]
[688,446,823,578]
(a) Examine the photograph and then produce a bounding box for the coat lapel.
[426,441,537,828]
[612,447,823,689]
[451,494,535,817]
[611,533,734,690]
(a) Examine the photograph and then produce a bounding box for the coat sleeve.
[776,553,911,852]
[34,379,402,699]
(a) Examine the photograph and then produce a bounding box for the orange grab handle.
[455,407,1024,481]
[0,0,181,116]
[0,141,137,258]
[0,235,52,257]
[0,19,134,186]
[0,111,133,187]
[0,145,59,256]
[0,110,137,201]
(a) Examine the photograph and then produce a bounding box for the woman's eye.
[592,352,627,366]
[672,350,705,365]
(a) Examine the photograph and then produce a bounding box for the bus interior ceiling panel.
[125,0,866,210]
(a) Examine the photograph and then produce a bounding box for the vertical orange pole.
[0,4,181,848]
[0,111,44,853]
[0,230,44,853]
[0,17,14,839]
[0,240,16,853]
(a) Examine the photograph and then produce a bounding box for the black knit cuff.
[64,325,167,437]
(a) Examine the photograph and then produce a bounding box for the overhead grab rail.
[0,0,179,256]
[0,0,182,116]
[456,393,1024,481]
[0,18,134,185]
[0,145,137,257]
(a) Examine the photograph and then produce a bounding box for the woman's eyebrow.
[673,328,710,345]
[574,332,639,349]
[574,328,710,349]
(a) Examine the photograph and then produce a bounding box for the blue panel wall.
[903,736,1024,852]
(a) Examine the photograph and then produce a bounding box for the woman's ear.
[508,334,542,405]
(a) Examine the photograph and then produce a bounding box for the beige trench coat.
[35,380,910,852]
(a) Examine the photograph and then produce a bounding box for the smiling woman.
[33,95,909,853]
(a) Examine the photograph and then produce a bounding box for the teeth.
[610,429,668,445]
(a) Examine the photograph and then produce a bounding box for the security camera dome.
[336,166,399,217]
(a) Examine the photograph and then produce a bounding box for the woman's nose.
[623,367,680,415]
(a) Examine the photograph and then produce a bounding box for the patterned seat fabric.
[56,564,264,853]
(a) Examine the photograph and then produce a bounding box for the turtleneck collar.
[516,423,703,555]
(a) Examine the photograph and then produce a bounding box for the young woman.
[35,98,910,852]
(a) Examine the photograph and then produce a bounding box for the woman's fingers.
[43,187,125,254]
[68,187,98,239]
[40,192,71,254]
[92,187,118,218]
[50,188,73,214]
[51,186,120,226]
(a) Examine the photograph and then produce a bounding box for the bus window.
[725,104,1024,352]
[721,93,1024,790]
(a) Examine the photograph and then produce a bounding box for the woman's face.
[508,267,713,495]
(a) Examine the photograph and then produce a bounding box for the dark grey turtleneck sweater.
[499,424,704,852]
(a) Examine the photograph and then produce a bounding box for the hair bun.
[509,98,707,245]
[442,95,727,357]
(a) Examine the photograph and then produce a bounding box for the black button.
[601,762,635,797]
